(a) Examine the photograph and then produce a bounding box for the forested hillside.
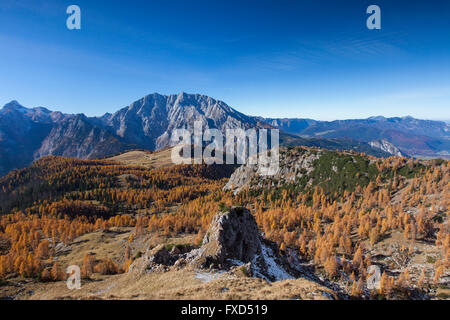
[0,147,448,299]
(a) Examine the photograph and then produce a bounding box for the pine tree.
[50,262,63,281]
[417,269,426,289]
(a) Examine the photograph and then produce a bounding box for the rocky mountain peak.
[0,101,57,122]
[1,100,28,113]
[3,100,22,108]
[99,92,257,151]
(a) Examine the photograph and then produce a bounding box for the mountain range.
[0,92,448,176]
[264,116,450,158]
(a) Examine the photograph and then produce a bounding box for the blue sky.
[0,0,449,120]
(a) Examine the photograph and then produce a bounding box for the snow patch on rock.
[252,244,294,282]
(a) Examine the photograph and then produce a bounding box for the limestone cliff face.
[99,92,258,151]
[34,114,129,160]
[224,148,320,194]
[369,139,405,157]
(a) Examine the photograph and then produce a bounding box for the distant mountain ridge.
[1,93,447,176]
[264,116,450,158]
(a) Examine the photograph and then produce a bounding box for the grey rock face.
[128,244,172,275]
[188,206,296,281]
[34,114,129,160]
[224,148,320,194]
[100,92,257,151]
[148,245,171,265]
[197,206,263,267]
[369,139,405,157]
[223,166,255,194]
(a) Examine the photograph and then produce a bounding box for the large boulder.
[148,245,171,265]
[128,244,172,275]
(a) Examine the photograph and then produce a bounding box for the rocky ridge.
[224,147,321,194]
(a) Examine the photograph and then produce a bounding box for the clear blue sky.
[0,0,449,120]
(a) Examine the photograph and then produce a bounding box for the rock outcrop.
[369,139,405,157]
[191,207,299,281]
[190,206,262,268]
[224,148,320,194]
[128,243,194,275]
[130,206,298,282]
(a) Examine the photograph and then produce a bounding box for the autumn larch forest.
[0,146,448,300]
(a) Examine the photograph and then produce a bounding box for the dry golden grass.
[1,226,335,300]
[109,149,175,169]
[56,227,134,267]
[24,269,335,300]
